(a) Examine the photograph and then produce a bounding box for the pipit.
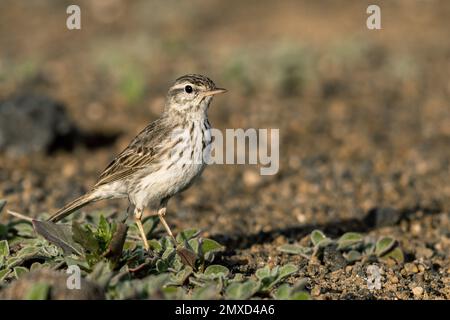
[48,74,226,251]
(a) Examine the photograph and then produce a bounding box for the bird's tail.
[47,192,97,223]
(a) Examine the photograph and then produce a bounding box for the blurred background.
[0,0,449,260]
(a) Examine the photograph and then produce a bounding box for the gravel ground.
[0,0,449,299]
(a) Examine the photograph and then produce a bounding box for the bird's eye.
[184,85,193,93]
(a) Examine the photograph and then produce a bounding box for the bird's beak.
[203,88,227,97]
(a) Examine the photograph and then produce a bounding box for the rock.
[364,207,402,228]
[0,94,75,156]
[410,222,422,236]
[412,286,424,298]
[388,275,399,284]
[243,169,262,188]
[404,263,419,275]
[417,264,425,273]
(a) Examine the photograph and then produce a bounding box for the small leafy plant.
[0,201,308,300]
[278,229,404,265]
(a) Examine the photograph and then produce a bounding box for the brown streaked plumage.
[48,74,226,250]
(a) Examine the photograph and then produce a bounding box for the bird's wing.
[94,117,173,188]
[94,148,156,187]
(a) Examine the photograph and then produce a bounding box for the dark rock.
[364,207,402,228]
[0,94,75,156]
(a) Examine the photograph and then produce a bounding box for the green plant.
[278,229,404,264]
[0,209,303,300]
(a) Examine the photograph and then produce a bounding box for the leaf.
[0,224,8,238]
[311,230,327,246]
[14,223,35,237]
[176,229,200,243]
[204,265,229,279]
[188,238,200,254]
[256,266,277,291]
[290,291,311,300]
[277,244,312,258]
[191,284,219,300]
[148,239,162,252]
[200,238,224,254]
[278,264,298,279]
[379,247,404,264]
[273,281,311,300]
[96,216,114,250]
[270,266,280,278]
[13,266,28,279]
[0,199,6,213]
[32,220,84,256]
[72,221,99,253]
[0,240,9,257]
[364,243,376,255]
[6,257,23,268]
[16,246,40,258]
[176,246,197,268]
[160,236,175,251]
[264,264,298,290]
[375,237,396,256]
[200,238,224,262]
[156,259,170,273]
[169,266,193,285]
[30,262,43,271]
[273,284,291,299]
[343,250,362,262]
[142,216,159,236]
[98,216,111,237]
[255,265,271,280]
[230,273,245,282]
[225,280,259,299]
[24,282,50,300]
[316,238,334,248]
[337,232,364,250]
[64,256,90,270]
[0,268,11,282]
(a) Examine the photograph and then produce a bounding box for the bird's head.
[165,74,226,115]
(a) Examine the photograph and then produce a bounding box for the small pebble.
[418,264,425,273]
[410,222,422,236]
[243,170,261,188]
[389,275,399,284]
[412,286,423,298]
[404,263,419,274]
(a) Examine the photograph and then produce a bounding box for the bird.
[47,74,226,251]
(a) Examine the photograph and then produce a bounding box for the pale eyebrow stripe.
[171,83,196,90]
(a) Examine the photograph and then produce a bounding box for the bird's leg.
[134,207,149,251]
[157,206,177,244]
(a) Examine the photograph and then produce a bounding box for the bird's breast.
[130,118,211,208]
